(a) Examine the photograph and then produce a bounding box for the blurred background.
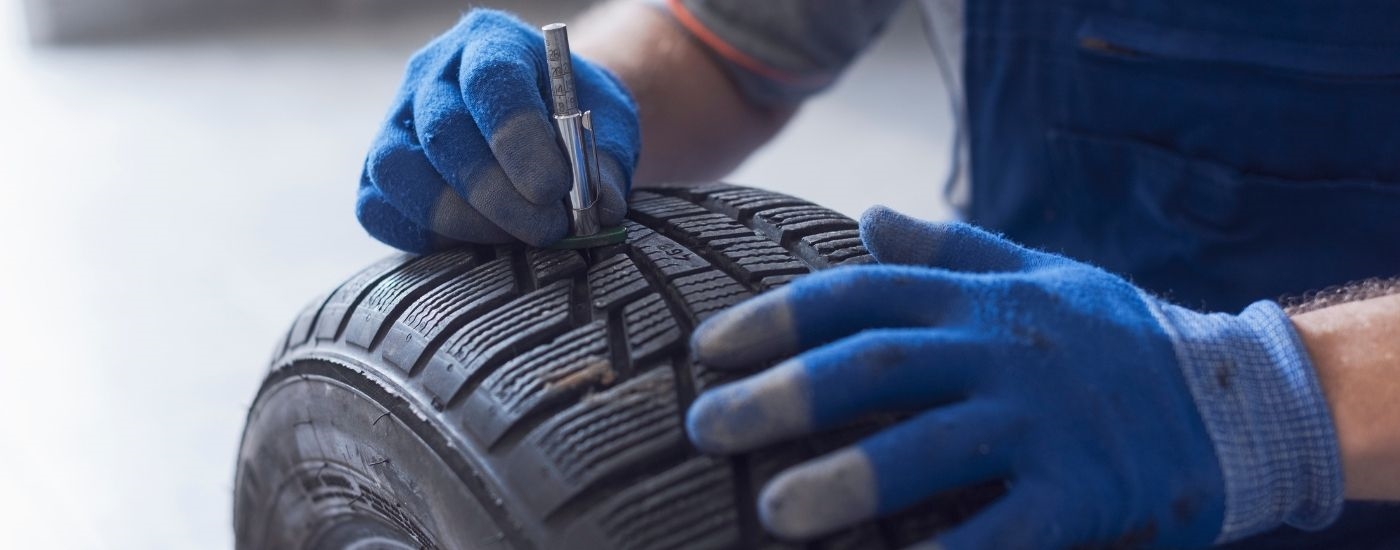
[0,0,950,547]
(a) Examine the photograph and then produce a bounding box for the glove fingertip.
[689,294,798,369]
[759,447,879,540]
[858,205,931,265]
[492,117,572,205]
[427,188,517,245]
[685,362,811,455]
[857,204,900,228]
[684,391,739,454]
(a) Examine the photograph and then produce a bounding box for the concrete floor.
[0,2,949,548]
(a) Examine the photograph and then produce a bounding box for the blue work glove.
[686,206,1344,548]
[356,9,639,252]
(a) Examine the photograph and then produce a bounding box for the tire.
[235,184,1000,549]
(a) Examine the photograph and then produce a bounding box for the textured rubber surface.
[236,184,1001,549]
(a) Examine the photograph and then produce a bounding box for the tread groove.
[622,245,699,412]
[605,308,632,380]
[730,454,761,549]
[508,246,538,293]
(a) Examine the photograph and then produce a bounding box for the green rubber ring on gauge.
[549,225,628,249]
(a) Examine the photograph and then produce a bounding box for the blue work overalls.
[964,1,1400,547]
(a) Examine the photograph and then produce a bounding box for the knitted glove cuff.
[1148,299,1344,543]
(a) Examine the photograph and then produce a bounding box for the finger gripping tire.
[235,184,1000,549]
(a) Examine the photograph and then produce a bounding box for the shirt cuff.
[1149,299,1344,543]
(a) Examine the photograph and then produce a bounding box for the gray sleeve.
[655,0,907,107]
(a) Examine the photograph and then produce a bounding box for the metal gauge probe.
[542,23,627,249]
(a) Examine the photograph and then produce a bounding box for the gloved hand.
[686,206,1344,548]
[356,9,639,252]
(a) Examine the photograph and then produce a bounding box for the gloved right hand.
[356,9,639,252]
[686,207,1344,548]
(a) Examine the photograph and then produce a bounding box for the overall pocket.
[1077,14,1400,79]
[1045,129,1400,311]
[1060,12,1400,184]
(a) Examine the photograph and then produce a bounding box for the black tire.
[235,184,1000,549]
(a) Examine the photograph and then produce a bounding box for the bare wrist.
[1291,293,1400,500]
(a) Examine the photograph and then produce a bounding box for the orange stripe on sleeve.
[666,0,802,85]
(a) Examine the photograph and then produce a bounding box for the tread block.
[588,253,650,311]
[668,212,757,242]
[630,230,712,279]
[528,248,588,286]
[804,228,861,248]
[588,456,740,550]
[380,258,517,372]
[313,254,415,342]
[623,294,681,362]
[462,321,611,447]
[795,229,874,267]
[673,270,751,324]
[622,219,655,244]
[706,233,770,251]
[757,273,805,289]
[695,187,808,221]
[418,281,573,407]
[664,182,739,199]
[629,192,712,221]
[838,253,875,266]
[504,368,684,516]
[344,250,477,349]
[731,247,808,281]
[752,205,858,247]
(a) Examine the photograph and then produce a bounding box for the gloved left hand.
[356,9,638,252]
[686,206,1344,548]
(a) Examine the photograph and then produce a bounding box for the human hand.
[356,9,638,252]
[686,206,1343,548]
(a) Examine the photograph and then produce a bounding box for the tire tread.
[262,184,982,549]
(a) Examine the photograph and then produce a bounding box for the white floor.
[0,2,950,548]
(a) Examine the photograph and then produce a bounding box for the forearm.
[572,0,794,186]
[1292,290,1400,500]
